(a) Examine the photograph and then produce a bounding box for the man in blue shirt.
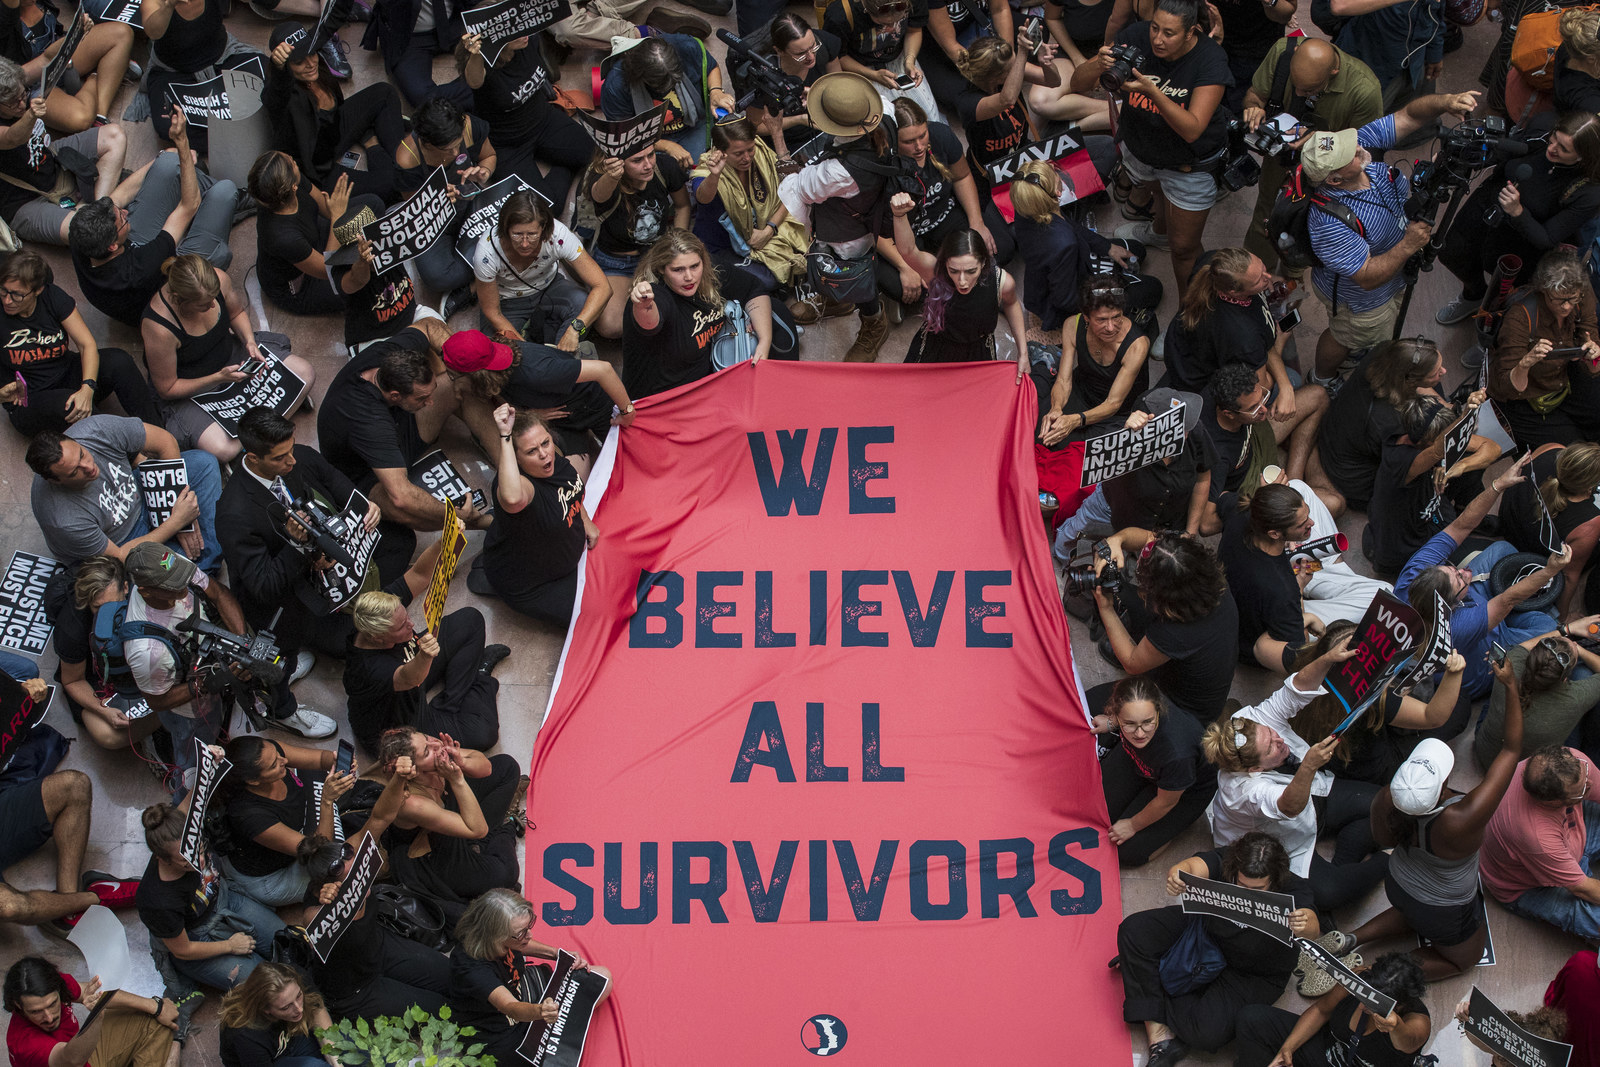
[1397,461,1566,700]
[1298,90,1479,382]
[1333,0,1445,112]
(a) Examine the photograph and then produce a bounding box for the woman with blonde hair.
[1554,8,1600,114]
[1501,441,1600,616]
[623,229,795,399]
[218,962,335,1066]
[141,253,315,462]
[449,888,614,1063]
[1489,247,1600,448]
[949,34,1065,201]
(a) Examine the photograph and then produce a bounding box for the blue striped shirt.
[1309,116,1412,313]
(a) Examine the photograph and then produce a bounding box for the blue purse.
[1158,916,1227,995]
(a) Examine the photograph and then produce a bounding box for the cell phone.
[895,73,916,89]
[340,149,362,170]
[335,739,354,775]
[1490,641,1509,667]
[1278,307,1302,332]
[1545,346,1586,361]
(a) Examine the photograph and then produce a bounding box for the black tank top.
[152,0,227,72]
[1071,313,1147,418]
[143,287,236,379]
[906,270,1000,363]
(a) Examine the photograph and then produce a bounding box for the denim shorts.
[1120,145,1221,213]
[590,245,642,278]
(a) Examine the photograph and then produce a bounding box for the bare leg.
[1349,904,1412,948]
[1304,448,1347,519]
[596,275,632,339]
[91,123,128,201]
[39,769,92,892]
[1271,383,1328,482]
[415,373,458,444]
[72,23,134,122]
[0,882,98,926]
[457,393,500,455]
[1165,203,1211,305]
[1143,1021,1175,1046]
[197,422,242,463]
[1417,927,1487,981]
[1026,83,1113,129]
[1313,326,1348,380]
[282,355,317,415]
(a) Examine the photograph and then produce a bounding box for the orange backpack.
[1510,4,1599,91]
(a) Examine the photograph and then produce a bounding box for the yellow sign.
[422,499,460,633]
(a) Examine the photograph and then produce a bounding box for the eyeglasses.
[786,43,822,59]
[1,287,31,301]
[1567,765,1590,804]
[1232,396,1268,417]
[1539,636,1575,671]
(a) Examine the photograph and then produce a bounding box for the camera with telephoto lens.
[1220,120,1263,191]
[1064,541,1133,598]
[1242,116,1301,169]
[1099,44,1144,93]
[178,614,287,692]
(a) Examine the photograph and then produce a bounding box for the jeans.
[1053,486,1114,559]
[165,878,284,989]
[1474,538,1561,652]
[1505,799,1600,943]
[0,650,39,680]
[127,150,237,270]
[218,854,310,908]
[126,450,223,574]
[415,222,472,293]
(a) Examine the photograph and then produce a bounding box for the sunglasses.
[1540,636,1575,671]
[322,841,356,883]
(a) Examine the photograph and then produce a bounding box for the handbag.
[712,299,757,370]
[371,883,452,952]
[1158,916,1226,995]
[805,245,877,306]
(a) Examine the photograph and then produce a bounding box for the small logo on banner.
[800,1015,848,1056]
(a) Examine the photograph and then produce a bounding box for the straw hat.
[806,72,883,137]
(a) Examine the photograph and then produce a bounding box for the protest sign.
[41,9,87,96]
[422,499,461,634]
[986,128,1093,186]
[137,460,194,532]
[1079,402,1187,488]
[1326,591,1421,722]
[1178,870,1296,944]
[462,0,572,64]
[189,348,305,438]
[317,490,382,613]
[1439,405,1478,475]
[0,551,64,655]
[1463,987,1571,1067]
[575,104,666,162]
[1293,937,1395,1017]
[90,0,141,29]
[67,906,132,993]
[357,167,458,274]
[0,672,52,771]
[1393,591,1452,695]
[306,833,380,962]
[517,949,612,1066]
[454,175,541,266]
[180,740,231,872]
[165,73,231,130]
[987,128,1105,221]
[409,450,489,514]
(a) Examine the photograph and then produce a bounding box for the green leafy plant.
[318,1004,494,1067]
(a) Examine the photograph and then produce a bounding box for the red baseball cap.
[442,330,514,373]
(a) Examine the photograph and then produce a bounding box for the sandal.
[1109,161,1135,203]
[1121,195,1155,222]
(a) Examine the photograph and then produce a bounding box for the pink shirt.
[1481,749,1594,903]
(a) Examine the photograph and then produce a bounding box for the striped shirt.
[1308,116,1412,313]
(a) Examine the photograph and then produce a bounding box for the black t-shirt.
[134,850,221,939]
[1164,296,1275,393]
[72,231,177,328]
[1112,22,1233,166]
[1320,994,1430,1065]
[223,765,323,877]
[220,1023,322,1067]
[318,327,431,487]
[1218,504,1303,660]
[1145,591,1239,719]
[1103,434,1216,532]
[499,342,583,409]
[1316,353,1399,510]
[256,182,323,302]
[0,119,59,222]
[1213,0,1284,64]
[954,83,1030,168]
[824,0,929,66]
[395,115,491,197]
[1197,399,1254,498]
[0,283,76,393]
[1370,436,1452,573]
[473,48,553,146]
[907,122,966,240]
[483,458,586,599]
[333,261,417,346]
[1555,50,1600,114]
[593,153,687,258]
[343,580,424,756]
[1105,706,1214,793]
[449,948,531,1039]
[307,908,384,1012]
[623,269,759,398]
[1191,848,1311,980]
[52,599,90,666]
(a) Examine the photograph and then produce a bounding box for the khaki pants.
[89,1011,174,1067]
[549,0,650,48]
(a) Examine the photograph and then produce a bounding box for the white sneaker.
[289,650,315,685]
[272,705,338,739]
[1112,221,1169,249]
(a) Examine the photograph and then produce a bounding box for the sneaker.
[442,284,479,320]
[321,34,352,79]
[479,643,511,675]
[1113,221,1168,249]
[643,7,711,36]
[45,912,83,936]
[786,294,821,325]
[289,650,315,685]
[1320,930,1358,956]
[271,705,338,739]
[81,871,140,909]
[1434,297,1480,325]
[1459,344,1487,370]
[122,60,142,84]
[1297,947,1362,998]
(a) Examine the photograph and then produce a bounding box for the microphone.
[1493,138,1532,158]
[1483,161,1534,226]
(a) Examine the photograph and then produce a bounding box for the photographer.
[1437,112,1600,331]
[1161,248,1301,407]
[1240,38,1383,270]
[1296,90,1480,383]
[1488,247,1600,448]
[737,14,844,161]
[1072,0,1230,302]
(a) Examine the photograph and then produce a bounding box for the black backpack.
[1266,165,1377,272]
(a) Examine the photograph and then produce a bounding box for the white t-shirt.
[471,222,583,299]
[1207,674,1333,877]
[125,574,209,716]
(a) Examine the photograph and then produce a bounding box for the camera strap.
[1269,36,1302,113]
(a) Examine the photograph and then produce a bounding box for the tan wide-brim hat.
[806,72,883,138]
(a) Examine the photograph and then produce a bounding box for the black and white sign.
[180,740,231,872]
[165,74,231,131]
[1178,871,1296,944]
[306,833,381,962]
[90,0,142,29]
[0,551,64,656]
[1439,405,1478,476]
[1293,936,1396,1017]
[317,490,381,613]
[1078,402,1187,488]
[40,8,87,97]
[576,104,666,162]
[517,949,612,1066]
[985,128,1088,185]
[461,0,572,64]
[137,459,193,532]
[190,348,306,438]
[454,174,543,266]
[0,673,52,771]
[1394,591,1453,695]
[410,450,489,514]
[1463,987,1570,1067]
[359,167,458,274]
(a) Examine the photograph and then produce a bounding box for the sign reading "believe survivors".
[527,363,1124,1063]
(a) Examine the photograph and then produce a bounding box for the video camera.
[274,487,358,571]
[1405,116,1524,223]
[717,29,807,116]
[177,614,287,691]
[1099,44,1144,93]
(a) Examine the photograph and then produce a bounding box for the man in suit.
[217,407,406,669]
